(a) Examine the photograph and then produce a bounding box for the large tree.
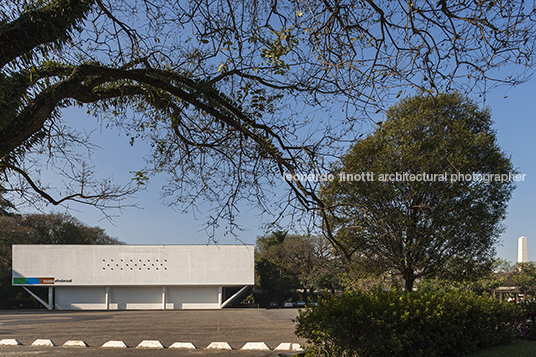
[0,0,534,239]
[0,212,122,308]
[255,231,343,303]
[321,93,516,291]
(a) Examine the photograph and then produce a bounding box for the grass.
[469,340,536,357]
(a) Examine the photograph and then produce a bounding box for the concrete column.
[218,286,223,308]
[48,287,53,310]
[162,287,166,310]
[105,287,109,310]
[518,236,528,263]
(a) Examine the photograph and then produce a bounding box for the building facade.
[12,244,254,310]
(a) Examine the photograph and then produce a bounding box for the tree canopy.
[0,0,534,238]
[0,212,122,308]
[255,231,343,304]
[321,93,516,291]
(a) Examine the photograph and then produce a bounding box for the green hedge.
[295,290,523,357]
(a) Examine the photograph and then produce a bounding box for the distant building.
[12,244,254,310]
[518,236,528,263]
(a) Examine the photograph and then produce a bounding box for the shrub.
[516,299,536,340]
[295,289,523,357]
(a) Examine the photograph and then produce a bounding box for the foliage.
[255,231,344,305]
[0,212,122,309]
[516,299,536,341]
[417,260,536,298]
[417,277,504,296]
[339,260,401,293]
[321,93,515,290]
[295,290,523,357]
[511,263,536,295]
[255,256,298,305]
[0,0,534,240]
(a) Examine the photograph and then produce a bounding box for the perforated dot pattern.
[102,258,168,271]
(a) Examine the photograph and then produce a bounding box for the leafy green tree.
[256,230,289,253]
[0,0,534,237]
[255,231,296,304]
[255,231,343,303]
[281,234,345,298]
[18,213,123,245]
[321,93,516,291]
[501,262,536,296]
[255,257,297,305]
[0,215,35,308]
[417,259,536,299]
[0,212,122,309]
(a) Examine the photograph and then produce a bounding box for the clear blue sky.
[484,80,536,263]
[23,78,536,264]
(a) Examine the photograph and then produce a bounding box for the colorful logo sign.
[13,277,54,285]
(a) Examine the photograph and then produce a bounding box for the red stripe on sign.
[40,278,55,284]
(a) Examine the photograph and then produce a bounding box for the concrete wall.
[13,245,253,310]
[54,286,221,310]
[166,286,220,309]
[12,245,254,286]
[54,286,107,310]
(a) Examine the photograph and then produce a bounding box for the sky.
[483,81,536,263]
[17,76,536,264]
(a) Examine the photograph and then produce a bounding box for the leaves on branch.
[0,0,534,241]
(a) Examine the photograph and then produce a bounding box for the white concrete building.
[12,244,254,310]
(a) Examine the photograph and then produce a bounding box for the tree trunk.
[404,269,415,291]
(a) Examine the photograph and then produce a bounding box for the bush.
[295,290,523,357]
[516,299,536,340]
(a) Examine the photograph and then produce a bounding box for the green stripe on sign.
[13,278,28,285]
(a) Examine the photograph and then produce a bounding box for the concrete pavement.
[0,308,305,356]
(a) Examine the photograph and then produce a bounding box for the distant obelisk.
[518,236,528,263]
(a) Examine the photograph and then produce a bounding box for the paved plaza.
[0,308,304,356]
